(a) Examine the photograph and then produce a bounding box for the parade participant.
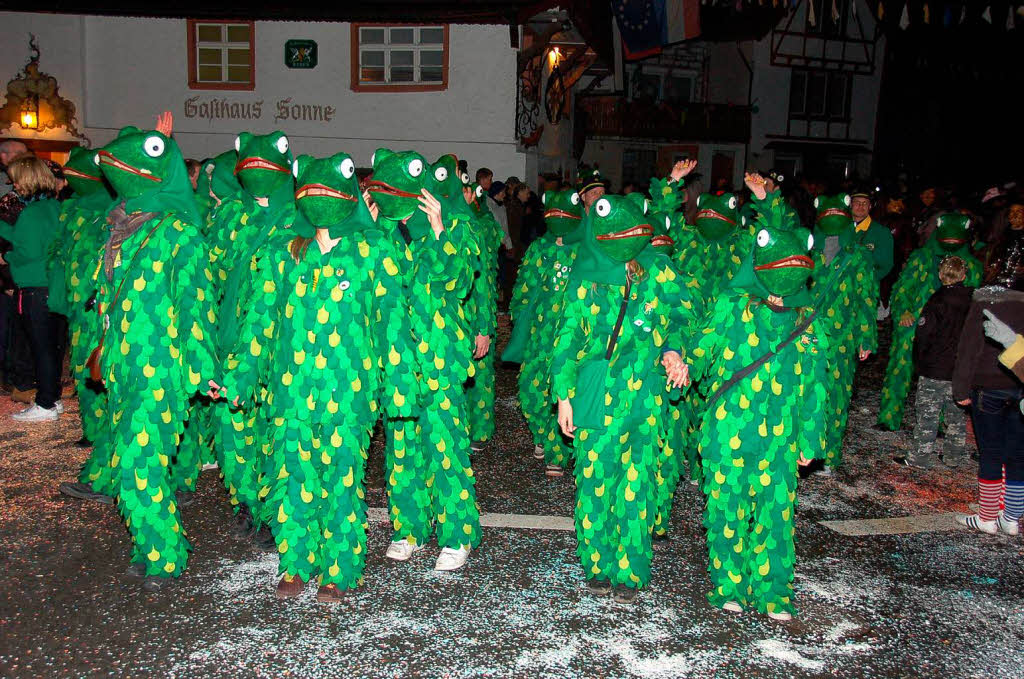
[810,194,879,471]
[552,193,689,605]
[878,213,982,430]
[953,292,1024,537]
[194,150,239,226]
[505,187,583,475]
[93,114,217,590]
[213,153,417,600]
[207,131,296,542]
[55,148,118,503]
[850,188,894,281]
[368,148,482,571]
[688,174,829,620]
[577,167,605,213]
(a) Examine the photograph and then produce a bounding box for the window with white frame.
[352,25,448,91]
[188,20,254,90]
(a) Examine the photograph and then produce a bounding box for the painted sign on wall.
[285,40,317,69]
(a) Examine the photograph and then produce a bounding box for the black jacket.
[915,283,974,380]
[952,287,1024,401]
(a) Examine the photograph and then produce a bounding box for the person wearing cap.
[576,167,605,213]
[850,188,894,282]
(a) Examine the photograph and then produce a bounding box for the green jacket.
[854,217,894,280]
[0,198,62,289]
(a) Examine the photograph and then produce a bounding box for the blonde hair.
[6,155,57,196]
[939,256,967,286]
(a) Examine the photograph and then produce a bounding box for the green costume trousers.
[467,352,496,443]
[878,322,916,430]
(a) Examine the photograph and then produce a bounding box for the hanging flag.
[1007,5,1016,29]
[664,0,701,43]
[613,0,701,61]
[960,5,967,23]
[809,0,817,26]
[943,4,952,26]
[923,3,930,23]
[832,0,840,22]
[878,1,884,20]
[899,2,910,28]
[982,5,992,22]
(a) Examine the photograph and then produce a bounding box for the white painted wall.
[1,12,525,179]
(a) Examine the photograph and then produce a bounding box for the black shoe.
[470,440,485,452]
[613,585,638,604]
[231,506,254,537]
[872,423,894,433]
[252,525,277,552]
[59,481,113,505]
[893,455,932,470]
[652,531,670,542]
[75,436,92,449]
[142,576,170,592]
[177,489,196,508]
[587,579,613,596]
[125,562,146,578]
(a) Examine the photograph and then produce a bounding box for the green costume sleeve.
[220,247,279,405]
[462,219,492,338]
[686,294,731,380]
[510,239,542,323]
[852,250,880,354]
[372,233,419,418]
[550,282,588,401]
[864,223,894,279]
[172,222,219,393]
[797,321,830,459]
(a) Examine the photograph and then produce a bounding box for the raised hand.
[744,172,767,201]
[670,159,697,183]
[417,188,445,238]
[982,308,1017,348]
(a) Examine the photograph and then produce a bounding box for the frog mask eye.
[408,159,423,178]
[340,157,355,179]
[434,166,448,182]
[843,194,851,207]
[292,160,300,179]
[570,192,580,206]
[143,136,165,158]
[756,229,771,247]
[275,136,289,154]
[594,198,611,217]
[728,196,738,210]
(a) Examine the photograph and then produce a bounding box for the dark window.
[788,69,851,122]
[351,24,449,92]
[623,148,658,187]
[187,20,255,91]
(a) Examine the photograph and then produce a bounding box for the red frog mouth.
[236,157,289,174]
[365,179,420,199]
[696,209,736,225]
[97,151,161,183]
[596,224,654,241]
[939,238,966,246]
[816,208,851,221]
[755,255,815,271]
[544,208,581,220]
[651,235,675,248]
[63,167,102,182]
[295,184,356,201]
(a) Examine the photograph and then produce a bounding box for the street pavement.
[1,324,1022,678]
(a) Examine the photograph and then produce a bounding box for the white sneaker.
[957,513,998,535]
[202,462,220,471]
[997,513,1020,536]
[12,404,59,422]
[722,601,743,613]
[385,540,425,561]
[55,400,64,414]
[767,610,793,621]
[434,546,470,571]
[533,445,544,460]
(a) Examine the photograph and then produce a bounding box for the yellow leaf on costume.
[148,548,160,562]
[301,486,313,503]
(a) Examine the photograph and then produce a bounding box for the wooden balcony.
[576,95,752,144]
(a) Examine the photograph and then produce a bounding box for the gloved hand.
[982,309,1018,348]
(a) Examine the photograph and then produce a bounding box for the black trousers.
[0,290,35,390]
[17,287,64,410]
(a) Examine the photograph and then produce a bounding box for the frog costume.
[220,152,415,597]
[671,192,752,487]
[810,194,879,468]
[369,149,482,566]
[95,124,217,587]
[507,188,583,470]
[877,214,981,430]
[195,150,240,227]
[551,194,688,599]
[208,132,296,532]
[688,190,829,617]
[56,148,115,495]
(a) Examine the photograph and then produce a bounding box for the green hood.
[571,194,653,286]
[731,190,814,306]
[291,153,376,239]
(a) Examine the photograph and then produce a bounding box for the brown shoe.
[275,574,306,599]
[11,388,35,404]
[316,583,345,603]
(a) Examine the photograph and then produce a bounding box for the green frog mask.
[426,154,473,222]
[572,195,653,285]
[934,213,971,252]
[63,146,107,197]
[695,193,740,241]
[366,148,427,222]
[752,224,815,298]
[234,131,293,198]
[814,194,853,236]
[292,153,375,239]
[542,189,583,242]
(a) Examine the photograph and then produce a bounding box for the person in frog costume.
[368,148,482,571]
[670,190,754,488]
[877,213,982,430]
[194,150,240,227]
[810,194,879,470]
[212,152,417,601]
[551,194,690,604]
[688,173,829,620]
[55,147,118,503]
[450,174,504,451]
[93,114,217,590]
[206,131,296,541]
[506,188,584,475]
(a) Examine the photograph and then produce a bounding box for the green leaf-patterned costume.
[508,189,583,467]
[877,214,981,429]
[551,195,688,590]
[688,192,829,615]
[96,126,217,579]
[57,148,115,494]
[670,192,752,488]
[370,149,482,551]
[207,131,296,521]
[194,150,240,227]
[221,152,416,588]
[810,194,879,467]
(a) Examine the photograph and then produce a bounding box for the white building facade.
[0,12,525,179]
